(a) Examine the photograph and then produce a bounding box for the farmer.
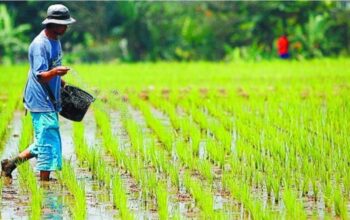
[1,4,75,181]
[277,34,290,59]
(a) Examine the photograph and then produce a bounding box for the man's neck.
[44,28,58,40]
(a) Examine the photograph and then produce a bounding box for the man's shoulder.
[29,33,49,52]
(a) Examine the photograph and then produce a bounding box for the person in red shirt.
[277,35,290,59]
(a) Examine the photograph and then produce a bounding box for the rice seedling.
[16,115,43,220]
[283,188,306,220]
[112,175,133,219]
[333,188,348,219]
[58,160,87,219]
[1,60,349,218]
[183,171,215,219]
[156,182,168,220]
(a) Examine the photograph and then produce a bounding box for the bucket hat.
[42,4,76,25]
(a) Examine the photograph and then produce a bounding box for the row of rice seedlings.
[223,174,278,220]
[116,104,173,219]
[73,121,136,218]
[111,174,134,220]
[178,93,282,186]
[282,188,307,219]
[198,91,234,131]
[216,98,299,218]
[172,96,342,213]
[128,95,174,152]
[228,102,304,204]
[183,171,227,219]
[176,95,232,153]
[156,182,168,220]
[57,160,86,219]
[221,69,346,216]
[332,187,348,219]
[239,95,347,205]
[149,93,226,167]
[172,91,305,216]
[94,105,170,219]
[116,103,179,186]
[17,115,43,219]
[204,96,295,171]
[129,96,215,183]
[167,91,290,217]
[148,92,202,157]
[116,100,221,217]
[222,91,349,217]
[92,107,135,219]
[150,93,228,181]
[74,120,132,215]
[126,93,216,214]
[72,122,111,186]
[141,97,229,218]
[125,97,228,217]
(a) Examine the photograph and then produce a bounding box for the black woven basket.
[60,85,95,122]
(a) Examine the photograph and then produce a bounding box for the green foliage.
[1,2,350,63]
[0,4,30,64]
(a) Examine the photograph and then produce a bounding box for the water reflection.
[41,183,64,220]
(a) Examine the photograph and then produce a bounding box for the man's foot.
[1,159,16,178]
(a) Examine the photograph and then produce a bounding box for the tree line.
[1,1,349,64]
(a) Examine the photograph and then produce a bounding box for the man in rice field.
[1,4,75,181]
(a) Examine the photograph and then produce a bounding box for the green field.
[0,59,349,219]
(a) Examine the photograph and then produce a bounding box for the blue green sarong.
[28,112,62,171]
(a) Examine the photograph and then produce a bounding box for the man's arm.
[38,66,70,83]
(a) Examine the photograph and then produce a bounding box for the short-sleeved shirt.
[24,30,62,112]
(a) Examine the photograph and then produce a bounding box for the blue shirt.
[24,30,62,112]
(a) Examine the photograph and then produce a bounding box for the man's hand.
[38,66,70,83]
[53,66,70,76]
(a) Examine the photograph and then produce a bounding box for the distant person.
[1,4,75,181]
[277,35,290,59]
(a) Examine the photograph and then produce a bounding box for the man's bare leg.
[40,171,50,181]
[1,148,34,178]
[18,149,33,160]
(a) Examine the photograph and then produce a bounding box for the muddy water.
[110,111,130,150]
[60,116,76,162]
[1,111,30,219]
[83,109,101,148]
[41,181,71,219]
[1,111,22,160]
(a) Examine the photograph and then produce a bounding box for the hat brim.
[42,17,76,25]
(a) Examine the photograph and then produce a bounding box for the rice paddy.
[0,59,349,219]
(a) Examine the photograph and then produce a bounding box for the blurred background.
[0,1,349,64]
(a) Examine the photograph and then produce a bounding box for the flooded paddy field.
[0,60,349,219]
